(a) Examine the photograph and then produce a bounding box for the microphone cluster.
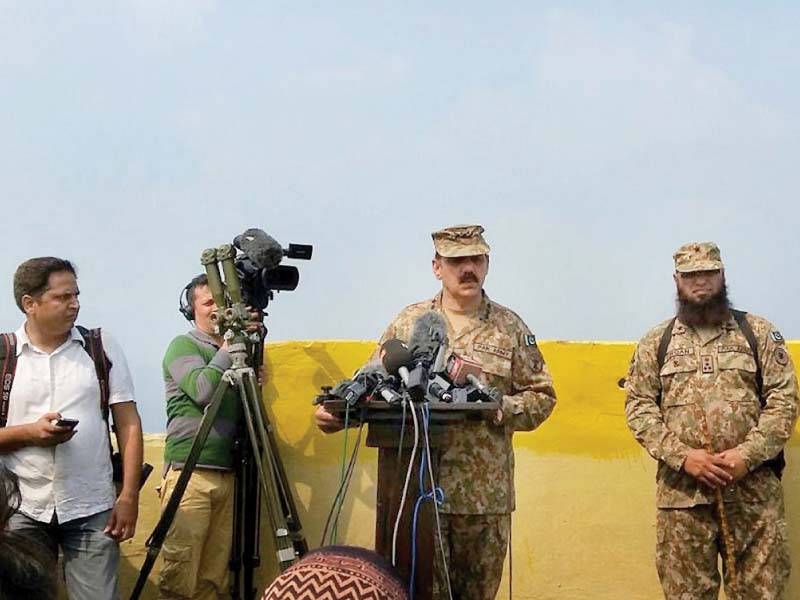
[320,312,495,408]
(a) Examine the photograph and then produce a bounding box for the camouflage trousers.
[432,513,510,600]
[656,495,790,600]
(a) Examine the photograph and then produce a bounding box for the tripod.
[130,244,307,600]
[227,335,309,598]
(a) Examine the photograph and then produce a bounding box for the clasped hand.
[683,448,748,488]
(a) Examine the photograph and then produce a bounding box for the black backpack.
[655,309,785,479]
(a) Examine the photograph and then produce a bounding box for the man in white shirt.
[0,257,143,600]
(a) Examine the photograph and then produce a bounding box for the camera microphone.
[233,228,284,271]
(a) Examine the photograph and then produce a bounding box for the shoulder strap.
[1,333,18,427]
[730,310,764,405]
[77,326,113,422]
[654,318,676,407]
[729,310,785,477]
[0,329,114,428]
[656,318,677,370]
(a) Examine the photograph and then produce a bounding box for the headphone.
[178,274,207,322]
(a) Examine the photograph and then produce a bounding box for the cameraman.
[158,274,242,600]
[315,225,557,600]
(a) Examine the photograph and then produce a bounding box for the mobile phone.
[55,418,79,429]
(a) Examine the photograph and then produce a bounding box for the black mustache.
[459,274,478,283]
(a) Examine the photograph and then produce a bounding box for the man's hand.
[682,449,734,488]
[246,307,264,335]
[27,412,77,447]
[485,388,505,425]
[104,493,138,543]
[315,404,345,434]
[717,448,749,483]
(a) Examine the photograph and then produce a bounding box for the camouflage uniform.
[625,242,798,600]
[373,225,557,600]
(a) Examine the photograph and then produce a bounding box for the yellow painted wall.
[120,340,800,600]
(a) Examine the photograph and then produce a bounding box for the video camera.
[232,228,312,311]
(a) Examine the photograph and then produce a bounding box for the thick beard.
[676,282,732,328]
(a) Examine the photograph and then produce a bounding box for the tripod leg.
[129,377,232,600]
[229,438,246,600]
[242,451,260,600]
[242,370,309,556]
[235,375,297,572]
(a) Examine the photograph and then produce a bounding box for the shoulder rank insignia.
[771,331,785,344]
[524,334,537,347]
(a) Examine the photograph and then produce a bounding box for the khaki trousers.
[157,468,235,600]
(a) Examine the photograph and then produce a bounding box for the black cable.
[319,416,365,546]
[330,418,365,537]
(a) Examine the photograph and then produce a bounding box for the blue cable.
[409,404,445,600]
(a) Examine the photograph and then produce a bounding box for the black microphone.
[408,312,451,402]
[233,228,284,271]
[465,373,503,404]
[380,339,412,385]
[381,337,426,400]
[408,311,448,363]
[332,361,392,406]
[374,377,402,404]
[356,362,402,404]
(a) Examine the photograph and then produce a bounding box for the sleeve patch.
[775,347,790,366]
[524,334,537,347]
[771,331,785,344]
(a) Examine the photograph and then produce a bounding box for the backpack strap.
[654,318,676,407]
[730,309,764,404]
[0,328,114,430]
[76,326,113,422]
[729,310,784,478]
[1,333,18,427]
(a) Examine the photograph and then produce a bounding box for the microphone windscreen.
[409,311,448,358]
[380,339,411,376]
[235,228,284,270]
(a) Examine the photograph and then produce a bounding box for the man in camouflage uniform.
[625,242,798,600]
[317,224,556,600]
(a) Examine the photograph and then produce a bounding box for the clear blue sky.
[2,2,799,431]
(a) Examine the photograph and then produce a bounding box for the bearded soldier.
[626,242,797,599]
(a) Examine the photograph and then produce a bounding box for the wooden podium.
[326,400,498,600]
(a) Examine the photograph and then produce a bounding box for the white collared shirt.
[1,324,135,523]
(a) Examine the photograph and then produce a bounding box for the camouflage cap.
[673,241,724,273]
[432,224,491,258]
